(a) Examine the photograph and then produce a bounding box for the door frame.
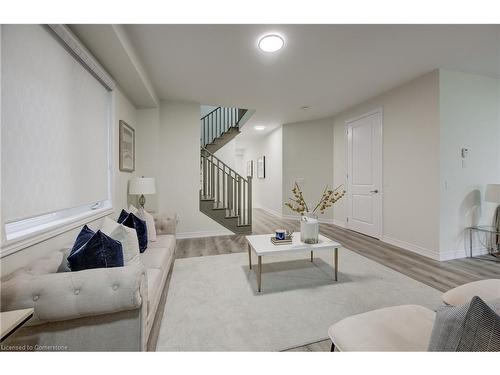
[345,107,383,239]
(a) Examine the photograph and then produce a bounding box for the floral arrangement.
[285,182,346,215]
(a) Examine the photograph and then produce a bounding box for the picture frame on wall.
[257,156,265,179]
[247,160,253,178]
[119,120,135,172]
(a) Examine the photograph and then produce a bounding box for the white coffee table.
[245,232,342,292]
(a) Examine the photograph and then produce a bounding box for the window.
[1,25,115,253]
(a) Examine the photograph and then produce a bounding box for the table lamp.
[129,176,156,208]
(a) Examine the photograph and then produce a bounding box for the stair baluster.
[199,105,252,233]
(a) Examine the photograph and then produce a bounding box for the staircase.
[199,106,253,234]
[201,107,251,153]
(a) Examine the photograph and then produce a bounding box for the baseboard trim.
[262,208,343,227]
[332,219,347,228]
[439,248,490,261]
[281,213,336,225]
[255,206,284,219]
[258,208,472,262]
[177,229,234,239]
[381,235,440,261]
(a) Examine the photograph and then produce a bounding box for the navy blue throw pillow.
[69,225,95,257]
[67,230,124,272]
[118,210,148,252]
[117,209,129,224]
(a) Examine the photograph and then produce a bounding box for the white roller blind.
[1,25,111,223]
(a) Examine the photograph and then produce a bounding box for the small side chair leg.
[330,342,335,352]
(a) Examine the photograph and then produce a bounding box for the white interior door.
[346,109,382,238]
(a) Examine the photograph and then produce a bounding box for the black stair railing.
[200,146,252,227]
[200,107,246,147]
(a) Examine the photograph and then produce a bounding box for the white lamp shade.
[485,184,500,203]
[129,177,156,195]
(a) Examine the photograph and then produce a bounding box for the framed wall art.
[257,156,265,179]
[119,120,135,172]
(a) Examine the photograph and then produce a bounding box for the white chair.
[441,279,500,306]
[328,279,500,351]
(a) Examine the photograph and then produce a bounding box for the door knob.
[370,189,379,194]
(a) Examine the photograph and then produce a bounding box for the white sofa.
[0,213,177,351]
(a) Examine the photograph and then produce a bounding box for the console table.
[468,225,500,260]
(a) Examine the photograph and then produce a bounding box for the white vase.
[300,213,319,244]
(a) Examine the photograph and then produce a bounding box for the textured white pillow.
[101,217,140,265]
[129,205,157,242]
[128,204,139,215]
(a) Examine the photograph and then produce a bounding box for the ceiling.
[70,25,158,108]
[119,25,500,135]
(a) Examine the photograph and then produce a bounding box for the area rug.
[156,247,442,351]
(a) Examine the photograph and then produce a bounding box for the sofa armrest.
[153,213,177,235]
[1,262,146,326]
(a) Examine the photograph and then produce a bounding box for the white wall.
[157,100,231,237]
[114,89,139,211]
[282,118,335,221]
[136,107,160,212]
[2,88,139,275]
[439,70,500,260]
[237,127,283,217]
[332,70,441,259]
[213,138,242,173]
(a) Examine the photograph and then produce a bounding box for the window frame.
[0,25,116,258]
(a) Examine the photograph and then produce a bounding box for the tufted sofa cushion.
[140,238,175,270]
[146,234,175,250]
[1,259,146,326]
[1,251,63,282]
[153,213,177,236]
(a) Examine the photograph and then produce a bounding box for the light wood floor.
[149,208,499,352]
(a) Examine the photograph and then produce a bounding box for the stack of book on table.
[270,236,292,245]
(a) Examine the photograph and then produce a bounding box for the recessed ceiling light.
[254,125,266,131]
[258,34,284,53]
[301,106,310,110]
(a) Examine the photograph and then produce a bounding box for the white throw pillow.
[129,204,157,242]
[101,217,140,265]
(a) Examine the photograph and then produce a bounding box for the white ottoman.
[442,279,500,306]
[328,305,435,351]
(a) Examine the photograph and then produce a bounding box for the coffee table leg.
[258,256,262,292]
[334,248,338,281]
[310,250,313,262]
[248,243,252,270]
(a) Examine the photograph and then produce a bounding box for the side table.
[1,308,34,343]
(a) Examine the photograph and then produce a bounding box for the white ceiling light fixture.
[258,34,284,53]
[254,125,266,131]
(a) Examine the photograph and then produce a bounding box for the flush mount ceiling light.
[254,125,266,131]
[301,106,310,110]
[258,34,284,53]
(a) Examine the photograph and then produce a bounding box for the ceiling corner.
[69,24,158,108]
